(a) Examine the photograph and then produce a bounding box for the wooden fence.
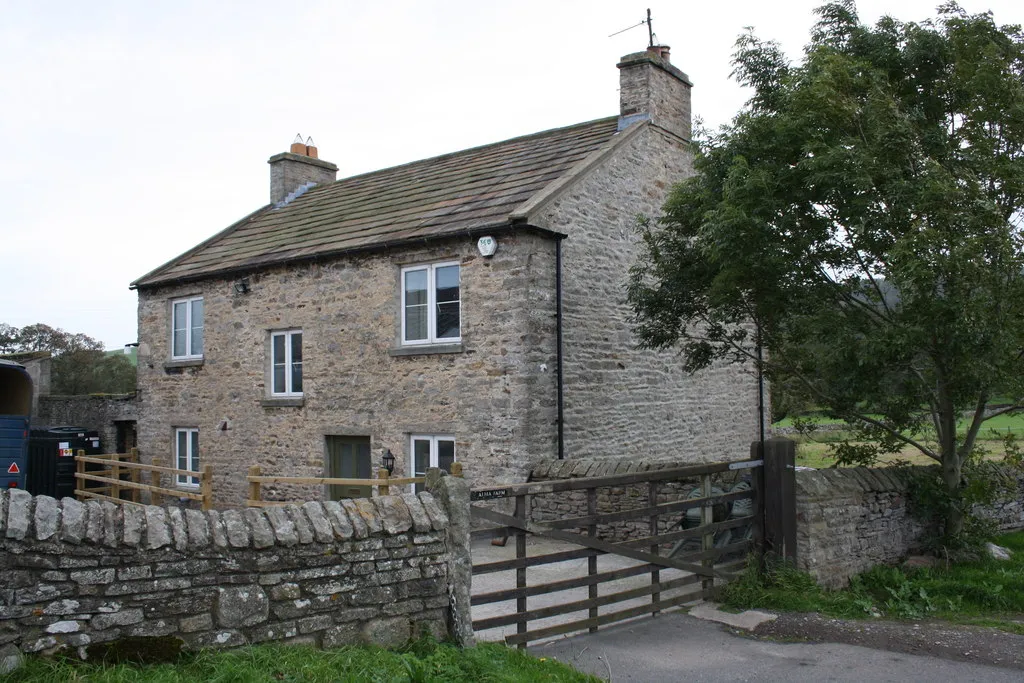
[75,450,213,510]
[245,463,463,506]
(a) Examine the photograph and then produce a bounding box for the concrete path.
[529,610,1023,682]
[471,536,703,643]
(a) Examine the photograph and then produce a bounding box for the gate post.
[761,438,797,564]
[426,470,475,647]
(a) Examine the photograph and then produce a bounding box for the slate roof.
[133,116,622,288]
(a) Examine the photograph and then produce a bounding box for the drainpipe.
[556,238,565,460]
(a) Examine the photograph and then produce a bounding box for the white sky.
[2,0,1021,349]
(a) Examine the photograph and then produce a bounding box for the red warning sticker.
[7,463,20,475]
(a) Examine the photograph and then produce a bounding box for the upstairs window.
[171,296,204,359]
[402,262,460,345]
[271,330,303,396]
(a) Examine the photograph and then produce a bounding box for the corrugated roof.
[133,116,621,288]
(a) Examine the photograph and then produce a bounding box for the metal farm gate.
[468,440,796,647]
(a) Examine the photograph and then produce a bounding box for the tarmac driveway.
[529,610,1024,683]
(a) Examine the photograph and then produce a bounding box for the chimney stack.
[616,45,692,140]
[268,134,338,206]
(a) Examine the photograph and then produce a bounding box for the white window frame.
[174,427,200,488]
[400,261,461,345]
[270,329,303,397]
[170,296,204,360]
[409,434,456,492]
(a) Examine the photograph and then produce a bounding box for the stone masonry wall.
[796,466,1024,589]
[0,488,455,657]
[537,123,762,464]
[35,394,138,453]
[136,232,558,505]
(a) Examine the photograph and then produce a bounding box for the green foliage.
[1,322,135,395]
[721,532,1024,631]
[629,1,1024,543]
[900,457,1020,553]
[8,640,598,682]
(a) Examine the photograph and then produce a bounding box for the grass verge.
[719,531,1024,634]
[7,639,599,683]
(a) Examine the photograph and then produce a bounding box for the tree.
[628,2,1024,541]
[0,323,135,394]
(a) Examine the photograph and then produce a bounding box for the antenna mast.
[609,8,657,46]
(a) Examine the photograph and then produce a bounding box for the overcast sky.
[2,1,1021,349]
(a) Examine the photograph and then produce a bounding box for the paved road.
[529,611,1023,682]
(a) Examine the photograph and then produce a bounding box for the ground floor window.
[174,427,199,487]
[410,434,455,492]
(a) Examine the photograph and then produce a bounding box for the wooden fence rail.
[245,462,464,506]
[75,451,213,510]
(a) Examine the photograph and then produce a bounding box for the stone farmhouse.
[130,46,761,505]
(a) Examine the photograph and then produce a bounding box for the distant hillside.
[105,347,137,367]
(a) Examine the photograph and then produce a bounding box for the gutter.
[132,221,566,291]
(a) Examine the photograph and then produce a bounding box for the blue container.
[0,360,33,489]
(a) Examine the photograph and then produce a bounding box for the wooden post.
[750,441,766,569]
[151,457,164,506]
[111,456,121,502]
[587,487,598,633]
[378,468,390,496]
[515,493,527,649]
[75,449,86,500]
[701,473,714,596]
[130,448,141,503]
[199,465,213,511]
[762,438,797,563]
[248,465,262,506]
[649,480,661,615]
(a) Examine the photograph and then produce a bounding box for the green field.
[774,412,1024,469]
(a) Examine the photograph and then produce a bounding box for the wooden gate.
[469,440,795,647]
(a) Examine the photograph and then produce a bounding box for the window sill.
[261,397,305,408]
[164,358,204,372]
[388,343,465,357]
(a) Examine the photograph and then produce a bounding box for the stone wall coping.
[794,463,1024,497]
[531,456,723,481]
[0,489,448,550]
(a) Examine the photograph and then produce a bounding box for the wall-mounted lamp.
[382,449,395,474]
[234,279,251,295]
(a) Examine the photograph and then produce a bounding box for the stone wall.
[537,124,762,464]
[796,466,1024,589]
[35,394,138,452]
[136,231,559,505]
[0,487,460,657]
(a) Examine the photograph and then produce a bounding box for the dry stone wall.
[796,466,1024,589]
[0,488,456,657]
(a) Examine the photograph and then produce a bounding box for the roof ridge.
[334,116,618,185]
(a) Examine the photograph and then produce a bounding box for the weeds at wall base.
[719,531,1024,633]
